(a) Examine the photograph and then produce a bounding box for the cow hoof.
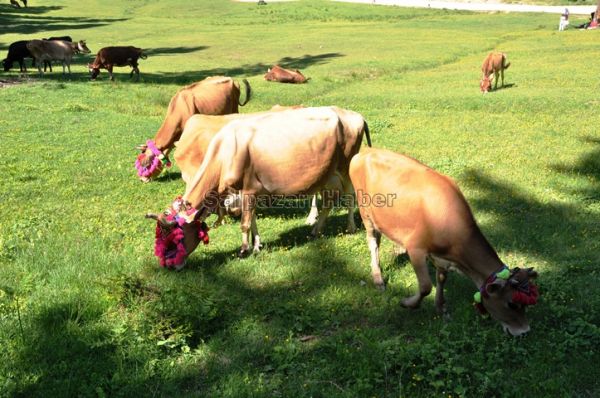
[400,296,421,309]
[375,282,386,292]
[253,245,262,254]
[238,248,251,258]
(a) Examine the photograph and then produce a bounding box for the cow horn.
[136,144,148,151]
[145,213,177,228]
[527,268,538,278]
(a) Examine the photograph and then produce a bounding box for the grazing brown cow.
[135,76,251,182]
[349,148,539,336]
[264,65,309,84]
[26,39,91,76]
[88,46,147,81]
[147,106,370,265]
[480,52,510,93]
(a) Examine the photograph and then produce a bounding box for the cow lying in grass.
[349,148,539,336]
[88,46,147,81]
[135,76,252,182]
[480,52,510,93]
[264,65,309,84]
[147,106,370,265]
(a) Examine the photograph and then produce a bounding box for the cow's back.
[350,148,477,251]
[216,107,344,194]
[187,76,240,115]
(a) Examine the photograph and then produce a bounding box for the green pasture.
[1,0,599,396]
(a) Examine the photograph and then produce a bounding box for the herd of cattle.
[130,72,536,336]
[2,38,312,83]
[1,30,528,334]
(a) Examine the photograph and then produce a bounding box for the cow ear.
[527,268,538,279]
[485,279,506,297]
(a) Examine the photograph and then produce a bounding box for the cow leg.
[364,215,384,290]
[251,214,261,253]
[401,248,432,309]
[343,178,356,233]
[305,195,319,225]
[310,190,334,236]
[108,66,114,81]
[239,194,256,257]
[500,68,505,88]
[36,59,43,76]
[494,71,499,90]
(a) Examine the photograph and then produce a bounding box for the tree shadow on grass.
[144,46,210,57]
[551,136,600,203]
[0,5,128,36]
[137,52,345,85]
[461,148,599,269]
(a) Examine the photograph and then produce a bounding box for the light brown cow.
[480,52,510,93]
[148,106,370,262]
[26,39,91,76]
[349,148,539,336]
[264,65,309,84]
[136,76,251,182]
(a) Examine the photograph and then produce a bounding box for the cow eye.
[507,302,520,310]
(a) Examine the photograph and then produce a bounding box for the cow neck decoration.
[153,196,210,269]
[473,265,539,315]
[135,139,171,178]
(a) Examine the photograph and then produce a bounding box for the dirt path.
[238,0,596,15]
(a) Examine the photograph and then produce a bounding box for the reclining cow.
[88,46,147,81]
[26,39,91,76]
[349,148,539,336]
[146,106,370,267]
[480,52,510,93]
[264,65,309,84]
[135,76,252,182]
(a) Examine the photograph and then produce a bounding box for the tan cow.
[349,148,539,336]
[26,39,91,76]
[136,76,252,181]
[147,106,370,262]
[480,52,510,93]
[264,65,309,84]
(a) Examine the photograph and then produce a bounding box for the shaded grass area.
[1,0,600,396]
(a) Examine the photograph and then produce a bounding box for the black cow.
[2,41,32,73]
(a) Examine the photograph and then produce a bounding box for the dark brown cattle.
[88,46,147,81]
[264,65,309,84]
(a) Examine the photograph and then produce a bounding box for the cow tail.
[239,78,252,106]
[364,121,372,147]
[140,50,148,60]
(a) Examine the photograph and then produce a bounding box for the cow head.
[77,40,91,54]
[2,59,12,72]
[476,267,539,336]
[146,197,214,270]
[88,63,100,79]
[480,76,492,93]
[264,68,274,81]
[135,142,169,182]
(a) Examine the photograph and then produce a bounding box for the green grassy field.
[1,0,600,396]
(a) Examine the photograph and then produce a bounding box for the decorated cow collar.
[153,197,209,270]
[473,265,539,315]
[135,139,171,178]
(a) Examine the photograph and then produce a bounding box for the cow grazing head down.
[145,197,211,270]
[474,267,539,336]
[135,142,169,182]
[88,63,101,80]
[2,59,12,72]
[480,76,492,93]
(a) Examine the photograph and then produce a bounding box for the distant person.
[559,8,569,31]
